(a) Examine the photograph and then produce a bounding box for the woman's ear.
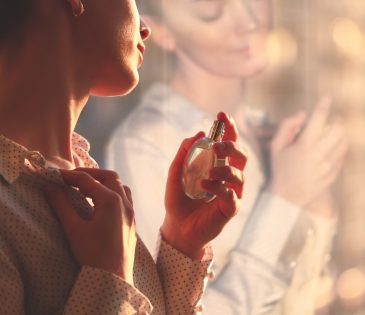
[142,15,176,52]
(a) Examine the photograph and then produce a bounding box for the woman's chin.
[90,70,140,97]
[236,58,268,79]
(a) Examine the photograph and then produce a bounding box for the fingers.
[271,111,306,153]
[44,183,84,236]
[122,185,136,227]
[123,185,133,206]
[316,121,347,158]
[301,96,332,142]
[209,166,245,198]
[168,131,205,190]
[211,140,247,198]
[310,121,347,184]
[65,168,134,210]
[217,112,239,142]
[214,141,248,171]
[61,169,135,221]
[60,169,115,207]
[72,168,125,197]
[201,180,240,220]
[318,139,347,179]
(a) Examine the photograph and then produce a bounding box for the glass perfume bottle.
[182,120,226,200]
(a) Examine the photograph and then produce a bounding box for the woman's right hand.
[268,97,347,210]
[44,168,136,285]
[162,113,247,260]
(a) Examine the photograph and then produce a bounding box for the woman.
[0,0,247,314]
[107,0,347,314]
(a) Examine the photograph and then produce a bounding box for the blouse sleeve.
[63,266,153,314]
[0,235,153,315]
[201,192,302,315]
[156,237,214,314]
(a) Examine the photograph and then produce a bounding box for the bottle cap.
[209,120,225,141]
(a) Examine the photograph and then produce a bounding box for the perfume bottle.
[182,120,226,200]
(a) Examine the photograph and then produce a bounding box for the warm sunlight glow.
[315,275,336,310]
[332,18,364,62]
[337,268,365,308]
[265,28,298,69]
[338,70,365,104]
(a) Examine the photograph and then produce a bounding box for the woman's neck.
[170,59,246,118]
[169,59,260,154]
[0,25,89,167]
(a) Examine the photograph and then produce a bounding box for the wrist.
[306,192,337,218]
[160,219,206,260]
[267,182,305,208]
[97,262,134,286]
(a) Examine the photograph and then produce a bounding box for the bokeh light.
[315,275,336,311]
[332,18,365,63]
[336,268,365,309]
[265,27,298,69]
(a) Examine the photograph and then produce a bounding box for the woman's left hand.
[161,112,247,260]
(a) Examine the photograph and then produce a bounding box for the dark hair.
[0,0,32,46]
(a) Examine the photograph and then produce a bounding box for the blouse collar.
[0,133,96,184]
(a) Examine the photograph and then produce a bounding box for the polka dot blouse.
[0,134,213,315]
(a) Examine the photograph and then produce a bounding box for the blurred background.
[76,0,365,313]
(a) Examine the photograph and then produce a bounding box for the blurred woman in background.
[107,0,347,314]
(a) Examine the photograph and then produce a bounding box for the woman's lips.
[137,43,145,55]
[234,45,251,55]
[137,43,145,67]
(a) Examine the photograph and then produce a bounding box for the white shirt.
[0,132,213,315]
[106,83,336,314]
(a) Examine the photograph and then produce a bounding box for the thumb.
[44,183,84,237]
[271,111,306,153]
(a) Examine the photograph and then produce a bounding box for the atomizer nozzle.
[209,120,225,142]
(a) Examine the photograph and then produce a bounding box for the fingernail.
[217,112,226,121]
[195,131,205,139]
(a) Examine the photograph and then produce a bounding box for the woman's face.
[159,0,272,79]
[86,0,150,96]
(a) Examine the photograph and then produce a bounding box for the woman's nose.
[140,18,151,41]
[232,1,259,33]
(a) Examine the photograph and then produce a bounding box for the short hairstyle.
[0,0,32,46]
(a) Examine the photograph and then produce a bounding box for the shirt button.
[207,270,216,280]
[139,311,149,315]
[194,303,205,313]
